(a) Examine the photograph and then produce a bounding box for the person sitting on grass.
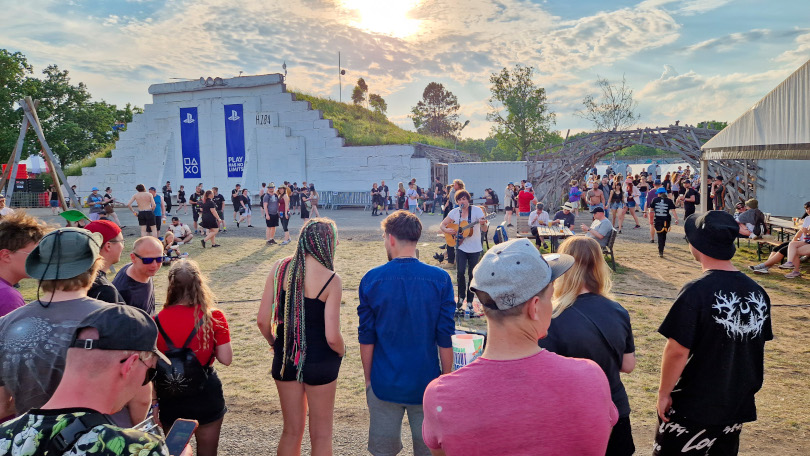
[161,232,182,262]
[749,201,810,279]
[421,239,617,455]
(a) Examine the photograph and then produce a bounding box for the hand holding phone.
[165,419,198,456]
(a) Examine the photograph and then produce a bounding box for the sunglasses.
[134,253,164,264]
[121,356,158,386]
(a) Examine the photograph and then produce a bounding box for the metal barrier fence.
[326,191,373,210]
[8,192,49,208]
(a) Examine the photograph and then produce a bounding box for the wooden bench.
[602,228,619,271]
[755,235,783,262]
[515,215,531,238]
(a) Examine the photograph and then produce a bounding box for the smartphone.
[164,419,198,456]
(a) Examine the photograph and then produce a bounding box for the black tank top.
[274,273,336,361]
[611,189,624,203]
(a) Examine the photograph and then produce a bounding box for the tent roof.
[701,59,810,160]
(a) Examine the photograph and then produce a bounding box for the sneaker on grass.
[785,270,802,279]
[748,264,770,274]
[778,262,795,269]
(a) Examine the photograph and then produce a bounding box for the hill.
[292,92,456,148]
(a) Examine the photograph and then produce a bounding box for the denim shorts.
[610,202,625,210]
[626,200,637,208]
[588,204,604,212]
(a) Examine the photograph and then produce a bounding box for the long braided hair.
[272,218,338,382]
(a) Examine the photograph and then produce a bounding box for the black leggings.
[773,242,790,257]
[280,214,289,232]
[456,250,481,305]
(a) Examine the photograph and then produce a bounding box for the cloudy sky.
[3,0,809,139]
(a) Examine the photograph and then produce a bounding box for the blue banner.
[224,104,245,178]
[179,107,201,178]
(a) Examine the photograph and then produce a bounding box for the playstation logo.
[183,113,195,124]
[228,110,240,121]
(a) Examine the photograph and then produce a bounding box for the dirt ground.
[18,206,810,455]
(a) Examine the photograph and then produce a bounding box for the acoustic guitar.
[444,211,497,248]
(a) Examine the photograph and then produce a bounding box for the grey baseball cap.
[470,238,574,310]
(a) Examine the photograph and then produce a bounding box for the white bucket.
[452,334,484,371]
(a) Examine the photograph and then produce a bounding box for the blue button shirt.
[153,194,162,217]
[358,257,455,405]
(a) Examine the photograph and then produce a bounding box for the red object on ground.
[1,164,28,179]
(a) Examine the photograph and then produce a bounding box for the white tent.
[699,59,810,213]
[701,59,810,160]
[22,155,49,174]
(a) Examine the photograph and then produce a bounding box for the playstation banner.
[224,104,246,178]
[179,107,201,178]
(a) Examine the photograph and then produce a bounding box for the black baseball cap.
[684,211,739,260]
[590,206,605,214]
[71,305,170,363]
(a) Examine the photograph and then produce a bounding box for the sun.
[339,0,422,39]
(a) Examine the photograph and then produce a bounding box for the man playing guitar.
[440,190,488,312]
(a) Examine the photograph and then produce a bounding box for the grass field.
[16,211,810,454]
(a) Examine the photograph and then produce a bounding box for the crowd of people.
[0,163,801,455]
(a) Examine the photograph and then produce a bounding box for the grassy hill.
[293,92,456,148]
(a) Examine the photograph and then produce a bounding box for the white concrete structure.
[448,161,528,203]
[78,74,430,196]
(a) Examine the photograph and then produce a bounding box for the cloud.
[638,0,734,15]
[684,28,810,53]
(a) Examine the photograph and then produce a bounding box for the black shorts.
[272,343,342,385]
[158,369,227,430]
[606,416,635,456]
[265,213,279,227]
[301,206,310,219]
[216,209,224,220]
[654,410,742,455]
[138,211,154,226]
[192,209,200,222]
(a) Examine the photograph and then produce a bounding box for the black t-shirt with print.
[658,270,772,425]
[538,293,635,417]
[189,192,200,211]
[212,194,225,211]
[683,188,699,213]
[380,185,389,197]
[650,196,676,222]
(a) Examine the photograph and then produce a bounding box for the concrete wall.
[78,74,428,198]
[756,160,810,217]
[448,161,527,202]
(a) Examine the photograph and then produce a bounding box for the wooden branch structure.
[1,97,80,210]
[525,125,759,211]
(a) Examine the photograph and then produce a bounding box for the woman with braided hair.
[257,218,345,455]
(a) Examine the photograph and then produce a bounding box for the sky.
[3,0,809,140]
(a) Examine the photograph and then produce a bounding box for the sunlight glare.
[340,0,422,39]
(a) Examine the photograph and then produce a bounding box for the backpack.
[493,224,508,245]
[154,316,212,398]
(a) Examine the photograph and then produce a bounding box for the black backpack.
[154,316,212,398]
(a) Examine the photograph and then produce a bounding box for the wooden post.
[2,116,29,203]
[699,158,708,213]
[20,97,80,209]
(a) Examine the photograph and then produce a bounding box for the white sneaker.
[748,264,769,274]
[778,262,795,270]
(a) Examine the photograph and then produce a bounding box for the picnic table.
[768,217,800,242]
[517,223,574,252]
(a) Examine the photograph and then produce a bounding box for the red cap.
[85,220,122,244]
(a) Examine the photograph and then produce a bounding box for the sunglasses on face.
[121,356,157,386]
[134,253,164,264]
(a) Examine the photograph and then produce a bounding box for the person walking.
[238,188,253,227]
[276,186,292,245]
[48,185,60,215]
[212,187,227,232]
[440,190,487,311]
[371,182,382,216]
[587,181,606,212]
[230,184,242,223]
[162,181,173,216]
[422,239,617,455]
[300,186,311,224]
[102,187,122,227]
[154,259,233,456]
[503,182,516,226]
[359,211,455,456]
[655,211,772,455]
[682,179,699,220]
[608,182,626,233]
[539,236,636,455]
[86,187,105,221]
[649,187,679,258]
[258,218,345,455]
[568,180,582,215]
[625,179,641,229]
[309,184,321,218]
[177,184,188,214]
[126,184,156,238]
[406,182,421,215]
[263,183,280,245]
[148,187,166,235]
[190,184,203,233]
[200,190,222,248]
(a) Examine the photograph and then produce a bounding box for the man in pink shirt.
[0,212,48,317]
[422,238,618,455]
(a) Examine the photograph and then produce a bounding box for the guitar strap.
[456,206,472,246]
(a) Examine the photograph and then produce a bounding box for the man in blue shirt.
[358,210,455,456]
[148,187,165,235]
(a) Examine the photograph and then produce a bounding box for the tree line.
[0,49,140,166]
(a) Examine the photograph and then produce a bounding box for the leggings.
[773,242,790,257]
[456,250,481,305]
[279,214,289,232]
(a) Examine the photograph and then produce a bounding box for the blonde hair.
[551,237,614,317]
[165,259,219,350]
[452,179,465,189]
[40,257,103,293]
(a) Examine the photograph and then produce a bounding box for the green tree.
[487,65,556,160]
[410,82,461,139]
[575,74,639,131]
[368,93,387,115]
[697,120,728,131]
[351,78,368,106]
[0,50,37,164]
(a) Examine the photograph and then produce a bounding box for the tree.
[410,82,461,139]
[368,93,387,115]
[487,64,556,160]
[697,120,728,131]
[575,75,639,132]
[351,78,368,106]
[0,50,37,164]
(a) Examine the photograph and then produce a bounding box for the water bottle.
[463,308,470,320]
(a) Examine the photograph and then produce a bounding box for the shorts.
[49,200,59,208]
[272,336,342,385]
[279,213,289,232]
[217,209,224,220]
[192,209,200,222]
[409,205,418,213]
[519,212,530,216]
[138,210,155,226]
[588,204,604,212]
[626,200,637,208]
[300,206,310,219]
[158,369,227,430]
[365,385,430,456]
[265,213,279,227]
[610,202,625,210]
[654,409,742,455]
